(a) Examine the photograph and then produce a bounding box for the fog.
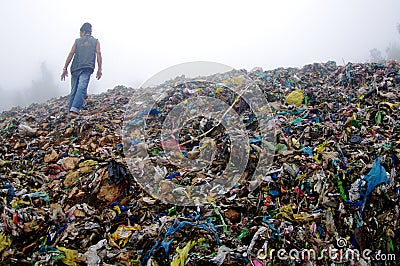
[0,0,399,111]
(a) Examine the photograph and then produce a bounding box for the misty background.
[0,0,399,112]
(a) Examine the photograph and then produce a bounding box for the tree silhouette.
[386,42,400,61]
[27,62,61,104]
[369,48,384,63]
[369,23,400,62]
[0,62,62,111]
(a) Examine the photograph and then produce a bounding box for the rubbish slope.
[0,61,399,265]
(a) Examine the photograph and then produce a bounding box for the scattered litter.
[0,61,399,265]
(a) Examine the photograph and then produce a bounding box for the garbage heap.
[0,61,399,265]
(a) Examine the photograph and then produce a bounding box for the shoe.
[69,112,80,118]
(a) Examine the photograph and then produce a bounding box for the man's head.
[80,22,92,35]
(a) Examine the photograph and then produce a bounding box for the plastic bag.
[285,90,304,106]
[359,157,389,198]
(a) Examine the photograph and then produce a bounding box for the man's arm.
[96,40,102,80]
[61,42,76,81]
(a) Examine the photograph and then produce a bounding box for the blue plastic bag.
[359,157,389,198]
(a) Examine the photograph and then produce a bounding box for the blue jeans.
[68,69,92,114]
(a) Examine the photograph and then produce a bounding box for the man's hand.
[96,69,102,80]
[61,69,68,81]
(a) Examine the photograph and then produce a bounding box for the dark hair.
[80,22,92,34]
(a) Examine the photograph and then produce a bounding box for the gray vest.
[70,35,97,73]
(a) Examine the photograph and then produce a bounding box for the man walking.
[61,22,102,117]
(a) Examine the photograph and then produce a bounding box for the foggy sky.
[0,0,399,111]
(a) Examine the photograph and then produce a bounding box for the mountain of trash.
[0,61,399,265]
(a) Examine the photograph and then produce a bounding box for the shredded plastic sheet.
[57,246,80,266]
[165,219,220,243]
[171,238,204,266]
[142,217,220,265]
[247,226,268,255]
[0,232,11,252]
[210,245,232,266]
[211,202,229,235]
[109,224,141,248]
[84,239,106,266]
[359,157,389,198]
[29,191,50,202]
